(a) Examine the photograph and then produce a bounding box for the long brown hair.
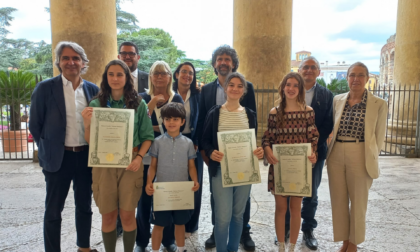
[275,72,306,128]
[94,59,141,111]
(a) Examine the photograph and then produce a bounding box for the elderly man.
[276,56,334,250]
[197,45,257,251]
[30,41,99,252]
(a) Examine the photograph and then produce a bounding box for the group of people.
[29,40,387,252]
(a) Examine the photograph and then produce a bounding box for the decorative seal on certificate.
[273,144,312,197]
[88,108,134,168]
[217,129,261,187]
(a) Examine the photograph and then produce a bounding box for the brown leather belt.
[64,145,89,152]
[336,139,364,143]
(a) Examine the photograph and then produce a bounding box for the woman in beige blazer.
[326,62,387,252]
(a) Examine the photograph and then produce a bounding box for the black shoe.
[165,244,178,252]
[302,229,318,250]
[240,231,255,251]
[134,246,147,252]
[204,230,216,248]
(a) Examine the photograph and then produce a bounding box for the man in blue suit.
[276,56,334,251]
[29,41,99,252]
[197,45,257,251]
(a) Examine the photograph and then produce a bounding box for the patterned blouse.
[262,108,319,192]
[337,90,367,140]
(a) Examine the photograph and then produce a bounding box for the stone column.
[233,0,293,144]
[50,0,117,85]
[387,0,420,156]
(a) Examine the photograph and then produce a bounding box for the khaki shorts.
[92,159,144,214]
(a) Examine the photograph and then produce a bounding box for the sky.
[3,0,398,72]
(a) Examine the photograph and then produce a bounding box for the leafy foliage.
[0,71,36,130]
[317,78,350,95]
[0,7,17,38]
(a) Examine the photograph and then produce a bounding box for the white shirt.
[62,75,88,147]
[305,83,317,106]
[179,89,191,134]
[131,70,138,92]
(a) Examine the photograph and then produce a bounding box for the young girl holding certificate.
[81,60,154,252]
[262,72,319,252]
[201,72,264,252]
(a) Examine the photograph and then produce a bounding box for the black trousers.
[185,151,204,233]
[43,149,93,252]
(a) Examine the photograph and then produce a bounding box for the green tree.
[116,0,139,33]
[317,78,350,95]
[0,70,36,130]
[0,7,16,38]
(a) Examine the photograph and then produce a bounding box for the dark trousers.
[135,164,175,247]
[185,152,204,233]
[43,149,93,252]
[285,159,325,231]
[209,168,251,232]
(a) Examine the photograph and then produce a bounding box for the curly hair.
[275,72,306,128]
[211,45,239,75]
[94,59,141,111]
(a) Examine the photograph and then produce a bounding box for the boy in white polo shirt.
[145,102,200,252]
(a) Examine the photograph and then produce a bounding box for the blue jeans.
[285,159,325,231]
[212,169,251,252]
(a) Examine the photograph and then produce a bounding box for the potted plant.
[0,70,36,152]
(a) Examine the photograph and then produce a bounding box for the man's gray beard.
[218,69,232,76]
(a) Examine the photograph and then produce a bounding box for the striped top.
[218,108,249,132]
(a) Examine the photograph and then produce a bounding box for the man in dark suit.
[29,41,99,252]
[118,41,148,93]
[276,56,334,250]
[197,45,257,251]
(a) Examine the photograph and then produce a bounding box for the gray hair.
[54,41,89,74]
[224,72,248,99]
[347,61,369,77]
[299,56,320,70]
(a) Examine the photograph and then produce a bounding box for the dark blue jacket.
[29,75,99,172]
[197,79,256,151]
[201,105,257,177]
[310,83,334,160]
[174,90,201,145]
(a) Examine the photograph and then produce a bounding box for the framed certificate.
[272,143,312,197]
[153,181,194,211]
[88,107,134,168]
[217,129,261,188]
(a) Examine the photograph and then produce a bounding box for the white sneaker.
[288,243,295,252]
[278,242,286,252]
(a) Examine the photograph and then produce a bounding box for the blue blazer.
[310,83,334,160]
[174,90,201,145]
[29,75,99,172]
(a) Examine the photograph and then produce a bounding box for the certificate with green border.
[217,129,261,187]
[88,107,134,168]
[272,143,312,197]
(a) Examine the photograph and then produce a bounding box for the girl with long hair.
[262,72,319,252]
[81,59,154,252]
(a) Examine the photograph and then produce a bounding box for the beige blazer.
[326,91,388,179]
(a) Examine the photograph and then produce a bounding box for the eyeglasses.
[153,71,170,77]
[180,70,194,76]
[348,74,366,79]
[119,52,137,58]
[301,65,318,70]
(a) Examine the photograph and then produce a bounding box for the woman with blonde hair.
[262,72,319,252]
[135,61,184,252]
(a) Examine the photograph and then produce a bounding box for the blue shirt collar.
[217,78,223,88]
[164,132,183,139]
